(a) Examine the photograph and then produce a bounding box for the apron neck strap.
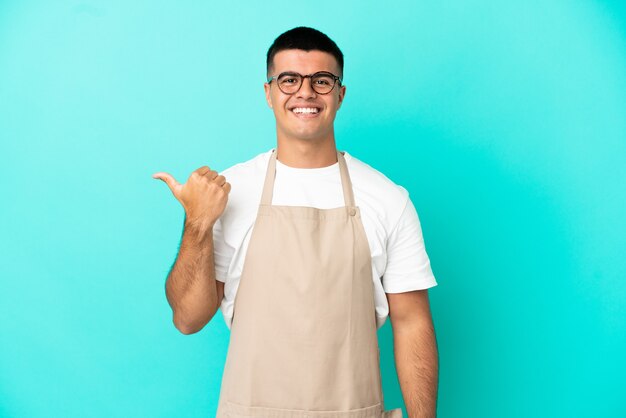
[260,149,356,207]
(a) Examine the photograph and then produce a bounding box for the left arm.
[388,289,439,418]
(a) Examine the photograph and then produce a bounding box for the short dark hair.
[266,26,344,80]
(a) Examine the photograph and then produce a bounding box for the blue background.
[1,1,625,417]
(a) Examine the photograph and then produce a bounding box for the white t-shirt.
[213,148,437,330]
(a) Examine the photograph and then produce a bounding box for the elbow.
[172,304,219,335]
[174,320,202,335]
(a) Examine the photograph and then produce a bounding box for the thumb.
[152,171,183,197]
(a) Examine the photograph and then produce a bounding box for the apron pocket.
[226,401,388,417]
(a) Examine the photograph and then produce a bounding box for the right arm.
[164,218,224,334]
[153,166,230,334]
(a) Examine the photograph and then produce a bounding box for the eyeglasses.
[266,71,342,95]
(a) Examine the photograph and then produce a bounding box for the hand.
[152,166,231,230]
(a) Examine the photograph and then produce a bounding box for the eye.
[313,75,333,85]
[278,75,299,85]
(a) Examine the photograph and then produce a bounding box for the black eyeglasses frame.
[266,71,343,95]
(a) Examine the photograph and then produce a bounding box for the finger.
[152,172,182,195]
[214,175,226,186]
[222,182,231,194]
[202,169,219,180]
[195,166,211,177]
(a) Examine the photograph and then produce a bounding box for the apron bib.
[216,149,402,418]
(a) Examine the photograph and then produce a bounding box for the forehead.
[272,49,340,75]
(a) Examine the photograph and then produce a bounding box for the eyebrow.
[278,70,335,76]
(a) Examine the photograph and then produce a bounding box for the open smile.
[289,107,322,119]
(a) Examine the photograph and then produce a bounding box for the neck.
[275,133,338,169]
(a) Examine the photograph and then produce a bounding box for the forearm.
[165,217,218,334]
[392,320,439,418]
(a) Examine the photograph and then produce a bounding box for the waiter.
[154,26,438,418]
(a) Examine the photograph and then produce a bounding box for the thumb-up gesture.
[152,166,231,230]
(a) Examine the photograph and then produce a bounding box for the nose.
[296,76,317,99]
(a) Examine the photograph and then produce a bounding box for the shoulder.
[218,148,273,223]
[219,148,273,180]
[344,151,410,229]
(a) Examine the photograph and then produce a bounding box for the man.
[153,26,438,418]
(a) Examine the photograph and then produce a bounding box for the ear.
[337,85,346,109]
[264,82,273,109]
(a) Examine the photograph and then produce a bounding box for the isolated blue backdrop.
[1,1,625,417]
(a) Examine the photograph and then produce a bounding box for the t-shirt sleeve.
[382,196,437,293]
[212,217,233,283]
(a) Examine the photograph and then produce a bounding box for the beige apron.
[216,149,403,418]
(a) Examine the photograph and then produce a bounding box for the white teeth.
[292,107,319,114]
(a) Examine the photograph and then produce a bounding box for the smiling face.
[264,49,346,145]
